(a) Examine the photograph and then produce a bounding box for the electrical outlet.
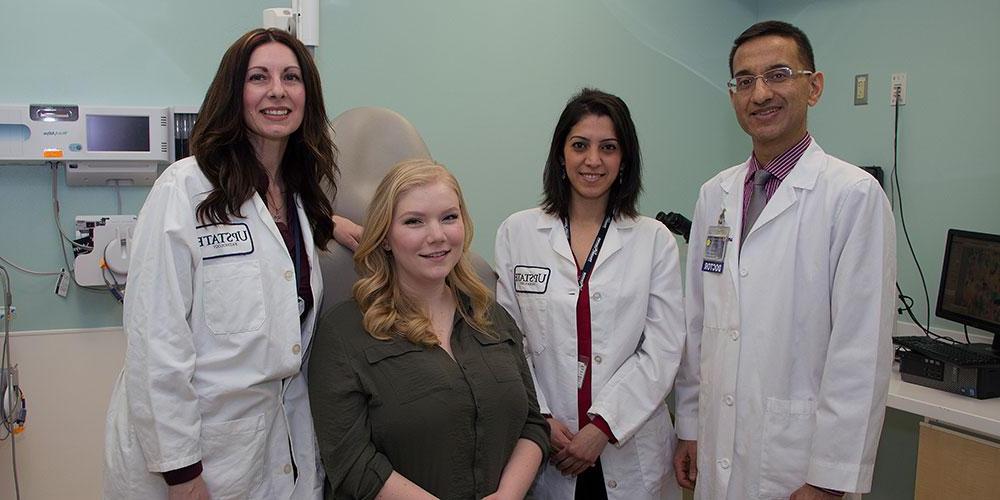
[890,73,907,106]
[854,74,869,105]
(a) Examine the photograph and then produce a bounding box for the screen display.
[86,115,150,152]
[937,231,1000,332]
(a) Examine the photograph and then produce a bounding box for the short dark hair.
[729,20,815,76]
[541,88,642,220]
[191,28,338,247]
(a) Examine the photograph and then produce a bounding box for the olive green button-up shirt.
[308,298,549,500]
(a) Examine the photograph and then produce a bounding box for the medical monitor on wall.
[935,229,1000,352]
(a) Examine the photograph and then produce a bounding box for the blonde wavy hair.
[352,159,494,346]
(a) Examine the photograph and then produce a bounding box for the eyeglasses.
[727,67,813,93]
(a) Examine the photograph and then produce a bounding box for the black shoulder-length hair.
[541,88,642,220]
[190,28,338,248]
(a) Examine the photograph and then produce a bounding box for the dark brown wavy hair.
[190,28,337,247]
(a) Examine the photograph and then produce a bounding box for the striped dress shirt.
[741,132,812,222]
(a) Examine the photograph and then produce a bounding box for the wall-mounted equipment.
[263,0,318,49]
[170,106,199,162]
[72,215,136,288]
[0,104,170,186]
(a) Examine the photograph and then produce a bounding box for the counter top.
[888,364,1000,437]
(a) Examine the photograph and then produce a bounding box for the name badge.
[701,224,730,274]
[513,265,550,294]
[196,223,254,260]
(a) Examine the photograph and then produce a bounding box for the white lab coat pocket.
[203,260,267,335]
[635,405,672,494]
[515,295,548,356]
[200,413,267,500]
[758,397,817,499]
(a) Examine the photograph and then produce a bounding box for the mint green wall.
[758,2,1000,499]
[0,0,751,331]
[759,0,1000,334]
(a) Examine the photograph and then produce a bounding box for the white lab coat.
[495,208,685,500]
[674,141,896,500]
[103,157,324,500]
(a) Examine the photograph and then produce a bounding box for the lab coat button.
[594,355,602,364]
[730,330,739,341]
[284,270,294,281]
[723,394,734,406]
[607,480,617,489]
[292,343,301,355]
[719,458,730,469]
[739,267,748,277]
[593,292,602,301]
[283,463,292,474]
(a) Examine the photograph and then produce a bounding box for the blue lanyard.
[562,213,614,289]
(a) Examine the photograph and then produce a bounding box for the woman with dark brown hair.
[103,28,335,500]
[495,89,685,499]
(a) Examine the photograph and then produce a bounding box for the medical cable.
[889,86,939,340]
[0,256,62,277]
[48,163,109,294]
[49,162,93,252]
[101,242,125,303]
[0,264,24,500]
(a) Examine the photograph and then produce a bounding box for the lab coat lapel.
[253,192,286,249]
[719,166,743,300]
[594,217,624,269]
[539,213,577,267]
[745,142,822,238]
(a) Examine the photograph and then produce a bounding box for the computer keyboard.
[893,336,1000,366]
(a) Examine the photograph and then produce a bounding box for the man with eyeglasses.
[672,20,896,500]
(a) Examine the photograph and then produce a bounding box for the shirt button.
[283,463,292,474]
[719,458,731,469]
[723,394,734,406]
[593,292,602,301]
[594,355,602,364]
[284,270,294,281]
[739,267,748,277]
[607,480,617,489]
[292,343,301,355]
[731,330,740,341]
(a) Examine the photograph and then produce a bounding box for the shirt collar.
[747,132,812,183]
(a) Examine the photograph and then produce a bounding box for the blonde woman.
[308,159,549,499]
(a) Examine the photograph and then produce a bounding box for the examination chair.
[319,107,497,317]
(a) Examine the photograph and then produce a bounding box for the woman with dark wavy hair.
[104,28,335,500]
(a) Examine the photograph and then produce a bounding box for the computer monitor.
[935,229,1000,352]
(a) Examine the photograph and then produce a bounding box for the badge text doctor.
[702,209,730,274]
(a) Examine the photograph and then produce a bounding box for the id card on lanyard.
[564,213,613,388]
[702,208,730,274]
